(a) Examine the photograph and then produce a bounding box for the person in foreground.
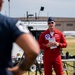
[38,17,67,75]
[0,0,40,75]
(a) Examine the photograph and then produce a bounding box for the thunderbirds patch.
[45,34,50,40]
[16,20,29,33]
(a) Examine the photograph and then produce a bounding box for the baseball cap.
[47,17,55,22]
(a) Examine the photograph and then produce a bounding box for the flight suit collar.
[46,28,59,34]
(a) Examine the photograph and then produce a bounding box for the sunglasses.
[48,22,54,24]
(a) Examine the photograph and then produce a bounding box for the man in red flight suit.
[38,17,67,75]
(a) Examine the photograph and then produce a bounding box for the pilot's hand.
[50,42,59,46]
[46,42,59,48]
[46,42,50,48]
[7,66,24,75]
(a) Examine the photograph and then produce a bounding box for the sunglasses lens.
[48,22,54,24]
[51,22,54,24]
[48,23,50,24]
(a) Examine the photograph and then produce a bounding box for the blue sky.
[1,0,75,18]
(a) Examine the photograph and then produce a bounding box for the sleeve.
[59,32,67,48]
[8,18,30,42]
[38,33,47,50]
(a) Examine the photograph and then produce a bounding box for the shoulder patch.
[16,20,30,33]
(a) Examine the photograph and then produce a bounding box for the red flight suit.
[38,28,67,75]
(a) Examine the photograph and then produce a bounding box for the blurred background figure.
[0,0,40,75]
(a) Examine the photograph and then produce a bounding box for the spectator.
[0,0,40,75]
